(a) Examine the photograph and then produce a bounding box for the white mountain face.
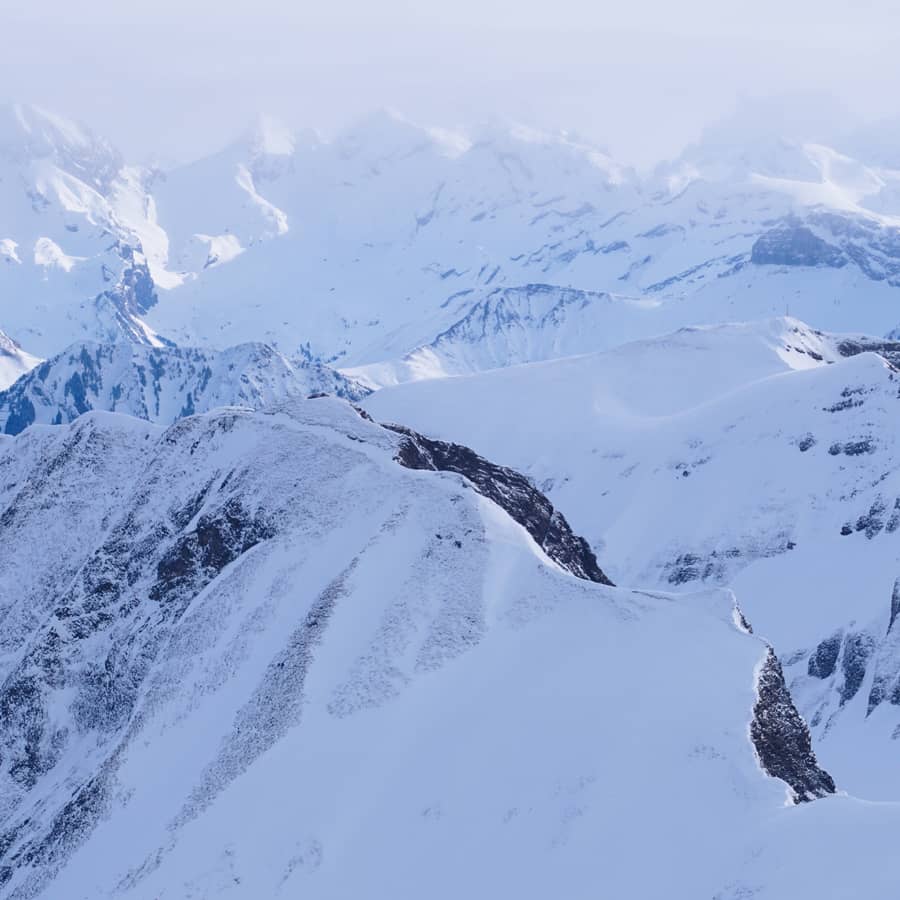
[141,121,900,369]
[148,114,295,275]
[0,105,180,357]
[142,112,644,365]
[0,339,368,434]
[345,284,655,388]
[0,329,40,391]
[6,397,891,900]
[366,317,900,800]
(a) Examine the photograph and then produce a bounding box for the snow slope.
[0,329,40,391]
[3,398,889,899]
[366,317,900,798]
[0,340,368,434]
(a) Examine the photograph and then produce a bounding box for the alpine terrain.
[2,97,900,898]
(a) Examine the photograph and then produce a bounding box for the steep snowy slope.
[0,105,178,356]
[0,340,368,434]
[150,114,295,273]
[4,398,891,900]
[0,329,40,390]
[367,318,900,797]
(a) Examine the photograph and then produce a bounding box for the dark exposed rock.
[100,242,158,316]
[837,337,900,370]
[150,498,274,615]
[864,580,900,714]
[386,423,613,585]
[751,649,836,803]
[828,438,875,457]
[664,544,789,586]
[886,499,900,534]
[666,552,704,585]
[751,211,900,284]
[751,222,846,268]
[891,577,900,633]
[823,392,865,413]
[840,632,876,705]
[3,394,35,435]
[855,497,887,539]
[808,631,842,679]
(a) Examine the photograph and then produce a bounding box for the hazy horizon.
[4,0,900,169]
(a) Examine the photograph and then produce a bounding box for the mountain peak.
[245,113,297,157]
[0,102,122,191]
[0,327,41,391]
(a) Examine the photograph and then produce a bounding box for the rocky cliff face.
[751,220,847,269]
[751,648,836,803]
[752,211,900,285]
[386,422,613,584]
[788,576,900,735]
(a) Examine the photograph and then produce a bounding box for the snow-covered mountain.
[140,112,645,364]
[148,114,295,274]
[142,120,900,370]
[6,397,896,899]
[347,284,658,387]
[0,339,368,434]
[9,103,900,374]
[0,329,40,390]
[366,317,900,799]
[0,104,181,356]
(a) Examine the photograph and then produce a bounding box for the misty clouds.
[2,0,900,167]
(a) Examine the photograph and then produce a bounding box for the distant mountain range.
[5,103,900,373]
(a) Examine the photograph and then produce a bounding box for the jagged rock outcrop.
[836,335,900,369]
[807,631,842,679]
[751,648,836,803]
[385,422,613,585]
[0,340,368,434]
[751,211,900,285]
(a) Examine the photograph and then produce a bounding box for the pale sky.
[2,0,900,167]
